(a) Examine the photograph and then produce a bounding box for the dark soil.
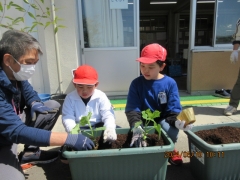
[195,126,240,145]
[95,132,165,150]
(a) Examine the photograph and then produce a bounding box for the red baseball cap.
[137,43,167,63]
[73,65,98,85]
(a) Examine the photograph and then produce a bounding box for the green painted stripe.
[110,95,225,104]
[110,99,127,104]
[180,95,222,101]
[110,96,230,110]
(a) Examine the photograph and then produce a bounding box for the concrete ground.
[18,104,240,180]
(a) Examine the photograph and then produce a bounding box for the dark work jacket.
[0,67,50,147]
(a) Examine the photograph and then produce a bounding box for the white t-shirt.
[62,89,116,133]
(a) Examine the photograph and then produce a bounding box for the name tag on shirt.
[158,92,167,104]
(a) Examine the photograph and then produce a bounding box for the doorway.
[76,0,139,96]
[139,0,190,91]
[139,0,215,91]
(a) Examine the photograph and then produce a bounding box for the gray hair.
[0,30,43,65]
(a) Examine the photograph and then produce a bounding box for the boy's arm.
[125,79,142,127]
[163,81,181,127]
[62,95,77,133]
[165,113,179,127]
[125,111,142,127]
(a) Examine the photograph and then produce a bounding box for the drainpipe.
[50,0,63,94]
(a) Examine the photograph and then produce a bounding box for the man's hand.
[230,50,239,63]
[64,134,95,151]
[130,126,146,147]
[175,120,193,131]
[103,127,117,143]
[31,102,59,121]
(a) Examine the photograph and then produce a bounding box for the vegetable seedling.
[70,112,105,141]
[134,109,161,140]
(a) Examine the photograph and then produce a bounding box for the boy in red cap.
[125,43,192,166]
[62,65,117,143]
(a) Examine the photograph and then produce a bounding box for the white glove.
[103,127,117,143]
[130,126,147,147]
[175,120,193,131]
[230,50,239,63]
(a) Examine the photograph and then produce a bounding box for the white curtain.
[82,0,124,47]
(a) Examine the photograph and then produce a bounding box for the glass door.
[77,0,140,96]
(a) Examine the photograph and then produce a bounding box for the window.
[140,16,167,51]
[215,0,240,44]
[81,0,135,48]
[195,1,214,47]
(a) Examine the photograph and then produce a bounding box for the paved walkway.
[19,98,240,180]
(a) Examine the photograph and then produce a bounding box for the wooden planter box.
[63,127,174,180]
[185,122,240,180]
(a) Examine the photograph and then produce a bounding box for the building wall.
[0,1,79,95]
[2,1,237,96]
[190,50,239,94]
[37,0,79,94]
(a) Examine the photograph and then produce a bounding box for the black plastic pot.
[51,94,66,114]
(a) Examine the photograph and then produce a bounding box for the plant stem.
[0,0,7,27]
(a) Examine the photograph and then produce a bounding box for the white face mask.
[8,56,36,81]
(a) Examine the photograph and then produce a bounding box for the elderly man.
[0,30,94,179]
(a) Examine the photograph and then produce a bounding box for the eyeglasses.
[11,54,39,65]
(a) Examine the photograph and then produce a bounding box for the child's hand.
[103,127,117,143]
[130,126,147,147]
[175,120,193,131]
[230,50,239,63]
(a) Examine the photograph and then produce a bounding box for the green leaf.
[16,7,26,12]
[23,0,29,4]
[46,7,50,16]
[22,26,31,31]
[142,111,148,120]
[12,3,26,12]
[30,3,39,10]
[12,17,24,24]
[0,24,10,28]
[141,109,162,140]
[54,16,59,23]
[134,121,143,129]
[7,1,14,10]
[37,15,48,18]
[40,0,44,3]
[42,15,48,18]
[146,108,151,115]
[152,110,160,119]
[57,25,66,28]
[0,2,3,12]
[32,21,44,26]
[70,124,80,134]
[5,16,14,20]
[29,23,37,32]
[44,21,52,29]
[54,27,58,34]
[142,109,160,120]
[28,12,36,20]
[79,112,92,126]
[38,22,44,26]
[79,116,88,126]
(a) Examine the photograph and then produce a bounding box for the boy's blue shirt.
[125,75,182,120]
